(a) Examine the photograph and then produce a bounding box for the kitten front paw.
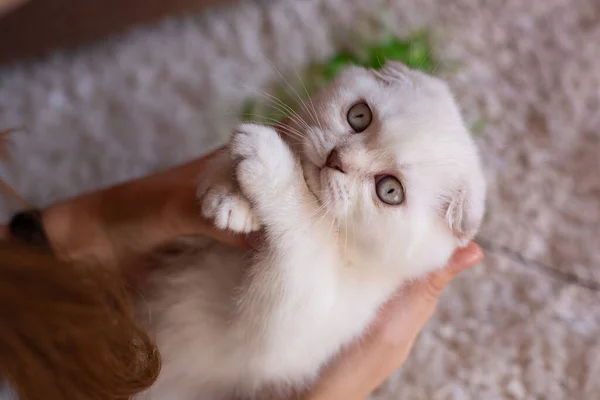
[200,185,260,233]
[230,123,298,200]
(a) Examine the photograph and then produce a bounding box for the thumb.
[421,242,484,302]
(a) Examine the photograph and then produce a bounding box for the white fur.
[136,62,486,400]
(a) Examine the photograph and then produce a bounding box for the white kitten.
[136,61,486,400]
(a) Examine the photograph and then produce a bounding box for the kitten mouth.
[300,153,342,206]
[301,158,321,201]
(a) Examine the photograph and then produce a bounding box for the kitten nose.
[325,149,345,173]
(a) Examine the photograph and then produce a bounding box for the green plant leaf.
[471,118,488,136]
[322,53,358,81]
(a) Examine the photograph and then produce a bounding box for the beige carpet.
[1,0,599,398]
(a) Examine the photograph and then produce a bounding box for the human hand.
[302,242,484,400]
[7,147,255,281]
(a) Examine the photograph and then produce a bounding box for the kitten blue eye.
[375,176,404,205]
[347,102,372,133]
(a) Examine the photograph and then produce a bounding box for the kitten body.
[136,62,486,400]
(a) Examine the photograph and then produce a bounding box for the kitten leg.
[197,148,261,233]
[230,123,329,240]
[201,186,261,233]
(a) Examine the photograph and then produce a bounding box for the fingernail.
[450,242,484,272]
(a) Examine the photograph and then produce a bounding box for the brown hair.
[0,242,161,400]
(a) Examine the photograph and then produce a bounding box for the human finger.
[303,243,484,400]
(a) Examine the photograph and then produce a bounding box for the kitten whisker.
[431,58,443,74]
[350,183,358,251]
[417,49,431,71]
[308,199,333,227]
[293,68,323,131]
[279,14,323,131]
[271,123,307,142]
[327,212,337,244]
[258,55,312,132]
[343,220,348,259]
[240,83,310,131]
[264,95,310,131]
[257,101,312,139]
[222,111,306,144]
[305,196,336,235]
[238,82,304,125]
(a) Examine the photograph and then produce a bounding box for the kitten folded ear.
[444,170,486,247]
[374,61,410,84]
[380,60,410,73]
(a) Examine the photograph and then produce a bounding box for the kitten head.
[280,61,486,276]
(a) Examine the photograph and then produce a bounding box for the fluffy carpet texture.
[1,0,599,398]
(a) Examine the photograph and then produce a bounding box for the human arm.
[8,148,252,281]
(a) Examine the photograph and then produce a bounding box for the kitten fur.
[135,61,487,400]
